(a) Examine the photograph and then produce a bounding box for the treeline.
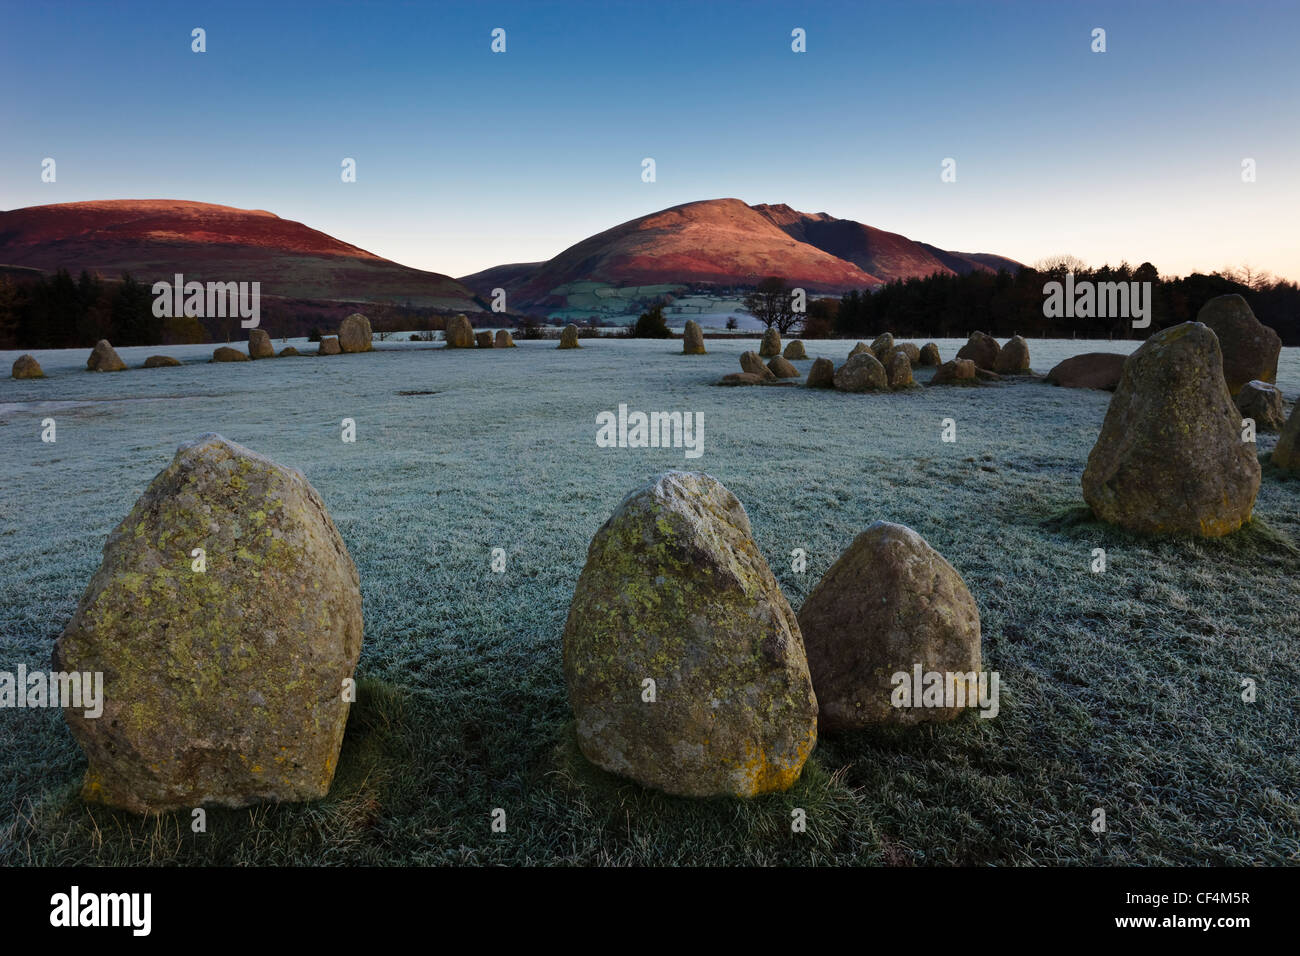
[831,265,1300,345]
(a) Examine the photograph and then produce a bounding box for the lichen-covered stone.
[558,324,581,349]
[53,434,363,813]
[1082,322,1260,537]
[886,350,914,388]
[1196,294,1281,395]
[894,342,921,366]
[833,352,887,392]
[317,336,341,356]
[248,329,274,359]
[1235,380,1285,432]
[740,351,776,380]
[144,355,181,368]
[475,331,493,348]
[562,472,818,797]
[768,355,800,378]
[682,320,706,354]
[956,331,1000,370]
[798,522,981,730]
[919,342,941,366]
[806,357,835,388]
[783,340,807,360]
[759,327,781,357]
[994,335,1030,373]
[445,314,475,348]
[338,313,373,353]
[1274,406,1300,471]
[928,358,978,386]
[12,354,44,378]
[848,341,870,359]
[494,329,516,348]
[870,332,894,361]
[1045,352,1125,390]
[212,346,250,362]
[87,340,126,372]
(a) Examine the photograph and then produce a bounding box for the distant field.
[1,336,1297,865]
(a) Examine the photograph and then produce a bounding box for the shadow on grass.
[1040,503,1300,562]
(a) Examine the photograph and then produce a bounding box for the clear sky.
[2,0,1297,280]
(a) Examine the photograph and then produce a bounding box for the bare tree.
[1033,254,1088,274]
[742,276,801,332]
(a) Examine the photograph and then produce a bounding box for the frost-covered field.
[1,336,1298,865]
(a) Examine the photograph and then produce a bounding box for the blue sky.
[2,0,1297,279]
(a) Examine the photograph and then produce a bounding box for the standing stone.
[1274,406,1300,471]
[716,372,766,386]
[740,351,776,380]
[1045,352,1126,390]
[318,336,341,356]
[87,340,127,372]
[1196,294,1281,395]
[833,352,888,392]
[248,329,274,359]
[494,329,517,348]
[444,314,476,348]
[848,341,871,359]
[12,354,44,378]
[886,350,914,388]
[558,324,581,349]
[759,327,782,357]
[798,522,982,730]
[919,342,942,366]
[768,356,800,379]
[806,357,835,388]
[1235,381,1285,432]
[682,319,706,354]
[212,346,250,362]
[338,313,374,353]
[894,342,921,366]
[562,472,818,797]
[870,332,895,361]
[278,347,300,357]
[783,340,807,360]
[475,331,494,348]
[1082,322,1260,537]
[956,331,1000,370]
[927,359,978,386]
[143,355,181,368]
[994,335,1030,373]
[52,434,363,813]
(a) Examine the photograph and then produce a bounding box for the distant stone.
[870,332,895,361]
[444,314,475,348]
[768,355,800,378]
[278,347,300,357]
[682,320,706,354]
[956,331,1000,370]
[994,335,1030,373]
[919,342,942,366]
[833,352,888,392]
[848,341,871,359]
[894,342,921,366]
[1045,352,1126,391]
[475,331,494,348]
[798,522,982,730]
[12,354,44,378]
[248,329,274,359]
[1196,294,1281,395]
[740,351,777,380]
[1082,322,1260,537]
[212,346,250,362]
[494,329,516,348]
[143,355,181,368]
[1274,406,1300,471]
[806,357,835,388]
[1235,380,1285,431]
[87,340,127,372]
[338,313,373,353]
[928,359,978,386]
[52,434,363,813]
[558,324,581,349]
[317,336,341,356]
[886,350,915,388]
[716,372,766,387]
[783,340,807,360]
[759,327,782,357]
[562,472,817,797]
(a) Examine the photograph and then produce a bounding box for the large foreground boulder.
[248,329,274,359]
[143,355,181,368]
[1196,294,1281,395]
[799,522,982,730]
[806,357,835,388]
[759,327,781,357]
[87,340,126,372]
[833,352,888,392]
[1045,352,1126,390]
[52,434,363,813]
[919,342,941,366]
[1274,407,1300,471]
[994,335,1031,373]
[783,340,807,360]
[1235,380,1285,432]
[682,320,706,354]
[956,331,1000,370]
[212,346,249,362]
[562,473,817,797]
[928,358,978,386]
[445,314,476,348]
[1082,322,1260,537]
[12,354,44,379]
[494,329,516,348]
[338,313,373,353]
[558,324,581,349]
